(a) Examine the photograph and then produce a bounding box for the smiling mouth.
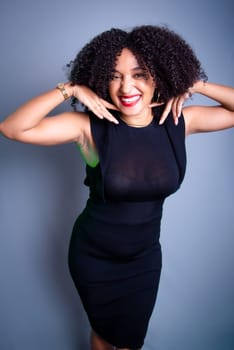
[119,95,141,107]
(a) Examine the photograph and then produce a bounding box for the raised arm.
[0,83,119,146]
[0,83,86,145]
[183,81,234,135]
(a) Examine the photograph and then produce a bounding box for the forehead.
[114,48,141,70]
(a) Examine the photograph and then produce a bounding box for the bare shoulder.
[57,110,89,127]
[37,110,92,146]
[182,105,234,136]
[2,110,92,146]
[37,110,99,165]
[69,111,94,144]
[53,110,95,147]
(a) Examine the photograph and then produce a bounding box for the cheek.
[141,83,155,99]
[109,84,118,99]
[148,83,156,98]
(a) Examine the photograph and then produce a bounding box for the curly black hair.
[68,25,207,106]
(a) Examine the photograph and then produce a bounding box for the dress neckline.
[119,118,154,129]
[116,106,162,129]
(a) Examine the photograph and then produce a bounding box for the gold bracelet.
[56,83,69,100]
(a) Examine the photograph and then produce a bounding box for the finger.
[159,100,173,125]
[175,92,190,119]
[176,97,185,119]
[93,103,119,124]
[99,100,120,123]
[148,102,164,108]
[100,99,120,111]
[171,97,182,125]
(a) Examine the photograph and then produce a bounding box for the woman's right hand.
[72,84,119,124]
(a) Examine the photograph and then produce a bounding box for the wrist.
[56,82,74,100]
[64,82,75,98]
[190,80,206,95]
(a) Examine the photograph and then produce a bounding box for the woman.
[0,25,233,350]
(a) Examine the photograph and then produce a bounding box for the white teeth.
[121,96,140,103]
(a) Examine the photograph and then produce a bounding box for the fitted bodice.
[103,117,180,201]
[84,107,186,203]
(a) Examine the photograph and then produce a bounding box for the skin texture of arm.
[0,83,118,146]
[0,83,118,166]
[0,84,84,145]
[0,81,233,162]
[182,81,234,136]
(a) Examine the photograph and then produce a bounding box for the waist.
[84,197,164,225]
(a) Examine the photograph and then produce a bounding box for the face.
[109,48,156,119]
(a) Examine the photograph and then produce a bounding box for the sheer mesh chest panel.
[85,107,186,202]
[104,118,179,201]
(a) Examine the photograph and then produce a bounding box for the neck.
[120,111,154,128]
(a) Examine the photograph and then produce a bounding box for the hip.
[69,208,162,260]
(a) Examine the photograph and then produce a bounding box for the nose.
[120,76,133,94]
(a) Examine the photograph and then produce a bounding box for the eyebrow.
[112,66,146,73]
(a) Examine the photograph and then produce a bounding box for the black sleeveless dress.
[68,107,186,349]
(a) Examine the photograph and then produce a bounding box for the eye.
[111,73,121,81]
[134,72,149,80]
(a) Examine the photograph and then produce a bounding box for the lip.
[118,94,141,107]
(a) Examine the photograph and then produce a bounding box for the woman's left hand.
[150,90,192,125]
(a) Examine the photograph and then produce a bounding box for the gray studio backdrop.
[0,0,233,349]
